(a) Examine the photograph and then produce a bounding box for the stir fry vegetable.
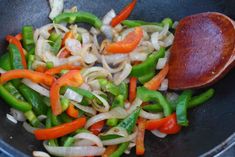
[0,1,216,157]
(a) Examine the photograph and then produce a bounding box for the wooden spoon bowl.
[168,12,235,90]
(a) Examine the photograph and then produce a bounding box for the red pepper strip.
[58,48,71,58]
[34,117,86,140]
[6,35,27,69]
[15,33,23,41]
[66,104,79,118]
[110,0,137,27]
[102,145,118,157]
[62,31,74,46]
[129,77,137,103]
[136,118,146,155]
[50,70,83,115]
[89,120,105,135]
[45,64,82,75]
[35,66,47,73]
[159,114,181,134]
[105,27,143,53]
[144,64,169,90]
[0,69,55,86]
[145,113,181,134]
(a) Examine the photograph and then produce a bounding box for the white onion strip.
[72,102,96,116]
[10,108,25,122]
[113,63,132,85]
[64,89,83,103]
[101,55,126,73]
[22,79,50,97]
[6,114,17,124]
[43,141,105,157]
[74,133,103,147]
[92,93,110,112]
[23,122,38,134]
[33,151,50,157]
[85,107,128,129]
[102,130,137,145]
[0,68,6,73]
[140,109,163,120]
[151,130,167,138]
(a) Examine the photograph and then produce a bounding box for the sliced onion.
[101,55,126,73]
[159,24,169,39]
[103,54,128,65]
[102,130,137,145]
[102,9,116,25]
[124,102,131,109]
[33,151,50,157]
[32,60,46,70]
[43,141,105,157]
[74,139,95,146]
[156,57,167,70]
[85,107,128,128]
[49,0,64,20]
[101,25,113,40]
[151,130,167,138]
[163,33,174,47]
[92,93,110,112]
[82,67,112,82]
[127,98,143,114]
[102,127,128,138]
[90,27,100,35]
[93,34,100,49]
[113,63,132,85]
[72,102,96,116]
[84,53,97,64]
[165,49,171,59]
[140,109,163,120]
[81,32,90,44]
[151,32,160,50]
[114,24,123,33]
[141,25,163,33]
[64,88,83,103]
[22,79,50,97]
[80,83,91,91]
[159,79,168,91]
[0,68,6,73]
[10,108,25,122]
[65,38,82,55]
[74,133,103,147]
[23,122,38,134]
[129,51,148,61]
[172,21,179,29]
[6,114,17,124]
[125,142,135,154]
[37,115,47,121]
[88,80,100,91]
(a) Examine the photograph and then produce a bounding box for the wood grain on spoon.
[168,12,235,90]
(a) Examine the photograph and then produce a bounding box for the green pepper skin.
[0,53,11,71]
[50,35,62,54]
[99,79,120,96]
[122,20,163,28]
[117,107,141,134]
[118,82,128,100]
[138,71,155,84]
[142,103,163,112]
[53,11,102,29]
[3,82,25,101]
[8,44,24,69]
[137,87,172,116]
[63,137,75,147]
[130,48,165,77]
[69,87,95,99]
[176,90,192,126]
[188,88,215,108]
[22,26,35,52]
[0,84,31,112]
[24,110,41,127]
[18,84,48,115]
[109,142,130,157]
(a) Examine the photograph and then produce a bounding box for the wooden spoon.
[168,12,235,90]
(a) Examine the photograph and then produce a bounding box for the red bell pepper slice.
[58,48,71,58]
[136,118,146,155]
[145,113,181,134]
[110,0,137,27]
[15,33,23,41]
[34,117,86,140]
[0,69,55,86]
[62,31,74,46]
[45,64,82,75]
[66,104,79,118]
[50,70,83,115]
[6,35,27,69]
[129,77,137,103]
[89,120,105,135]
[105,27,143,53]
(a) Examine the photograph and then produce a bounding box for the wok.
[0,0,235,156]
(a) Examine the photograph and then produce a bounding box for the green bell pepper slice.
[53,11,102,29]
[0,53,11,71]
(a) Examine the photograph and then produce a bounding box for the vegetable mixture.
[0,0,215,156]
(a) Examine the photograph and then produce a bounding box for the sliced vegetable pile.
[0,0,215,156]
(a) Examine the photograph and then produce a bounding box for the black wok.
[0,0,235,157]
